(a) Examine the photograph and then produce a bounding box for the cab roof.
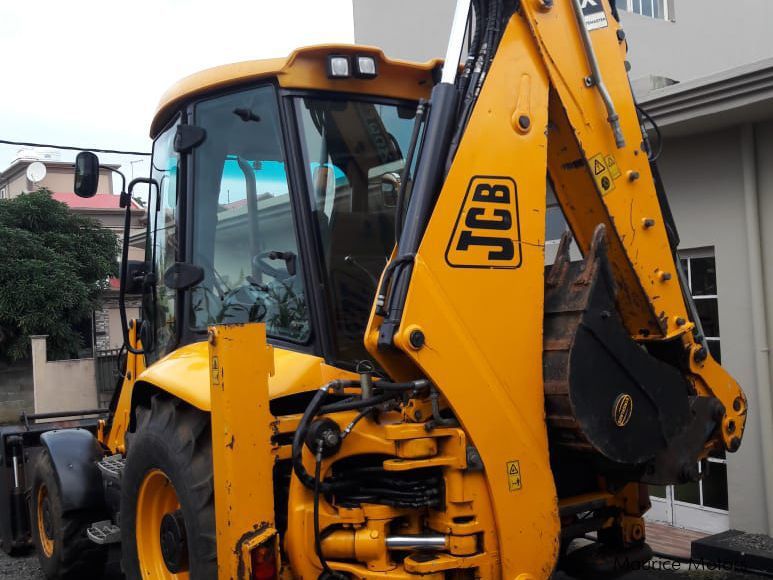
[151,44,441,137]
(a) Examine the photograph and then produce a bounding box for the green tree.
[0,189,119,361]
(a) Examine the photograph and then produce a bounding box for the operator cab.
[137,47,438,368]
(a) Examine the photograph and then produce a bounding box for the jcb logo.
[445,176,522,269]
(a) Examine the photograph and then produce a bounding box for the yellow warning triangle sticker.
[509,463,519,475]
[594,159,606,175]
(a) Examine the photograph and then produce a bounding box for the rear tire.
[120,395,216,580]
[31,449,107,580]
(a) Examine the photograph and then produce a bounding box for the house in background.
[0,148,116,199]
[0,149,145,355]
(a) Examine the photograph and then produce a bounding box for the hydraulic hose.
[637,104,663,162]
[341,408,371,439]
[371,379,430,392]
[319,392,398,415]
[469,0,484,62]
[292,379,430,492]
[313,444,344,579]
[292,382,350,491]
[375,254,415,316]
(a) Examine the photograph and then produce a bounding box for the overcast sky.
[0,0,354,187]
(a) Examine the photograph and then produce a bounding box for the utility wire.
[0,138,150,157]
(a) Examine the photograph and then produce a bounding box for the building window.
[546,206,568,243]
[546,188,568,244]
[677,249,726,509]
[680,251,721,363]
[616,0,674,21]
[650,248,728,529]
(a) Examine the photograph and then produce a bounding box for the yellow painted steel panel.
[368,14,561,579]
[136,341,326,411]
[208,323,277,579]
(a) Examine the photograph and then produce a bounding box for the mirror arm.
[119,198,143,355]
[101,166,127,200]
[128,176,160,192]
[126,177,161,208]
[119,178,160,355]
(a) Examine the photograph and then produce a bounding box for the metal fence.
[94,348,122,407]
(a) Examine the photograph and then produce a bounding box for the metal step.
[86,520,120,545]
[97,454,125,482]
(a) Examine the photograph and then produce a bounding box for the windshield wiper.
[345,255,379,289]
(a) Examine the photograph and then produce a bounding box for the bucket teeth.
[546,230,573,288]
[546,225,614,294]
[544,225,613,316]
[576,224,615,290]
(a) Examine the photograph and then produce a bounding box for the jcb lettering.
[472,183,510,204]
[457,230,515,261]
[446,176,522,269]
[465,207,512,231]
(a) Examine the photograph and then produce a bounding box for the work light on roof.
[354,55,378,79]
[327,55,351,79]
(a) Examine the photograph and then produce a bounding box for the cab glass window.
[295,96,418,363]
[146,117,180,361]
[190,85,310,343]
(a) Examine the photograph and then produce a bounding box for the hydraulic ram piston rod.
[386,535,448,551]
[442,0,473,84]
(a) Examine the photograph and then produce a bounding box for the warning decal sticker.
[589,153,619,195]
[581,0,609,31]
[605,154,621,180]
[507,460,522,492]
[594,158,606,176]
[211,356,220,386]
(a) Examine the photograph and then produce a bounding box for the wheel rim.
[36,484,54,558]
[136,469,190,579]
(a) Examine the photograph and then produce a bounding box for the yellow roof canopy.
[151,44,440,137]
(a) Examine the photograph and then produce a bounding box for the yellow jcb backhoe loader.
[14,0,746,578]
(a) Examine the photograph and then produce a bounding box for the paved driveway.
[0,550,767,579]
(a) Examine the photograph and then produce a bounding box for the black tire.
[31,449,107,580]
[120,395,217,580]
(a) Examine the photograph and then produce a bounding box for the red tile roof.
[52,192,142,210]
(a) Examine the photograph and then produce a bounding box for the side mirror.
[124,260,148,295]
[312,165,331,204]
[381,172,401,208]
[163,262,204,290]
[74,152,100,198]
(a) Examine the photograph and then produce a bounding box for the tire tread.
[120,395,216,580]
[31,450,107,580]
